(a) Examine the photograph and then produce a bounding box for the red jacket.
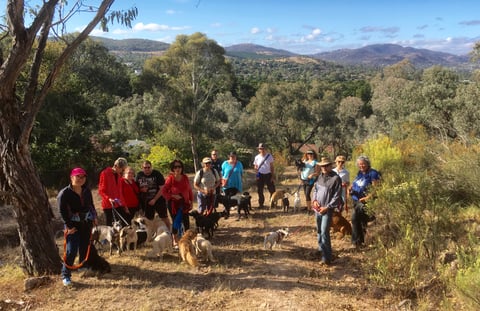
[161,174,193,215]
[121,178,139,208]
[98,167,125,210]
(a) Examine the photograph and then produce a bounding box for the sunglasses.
[211,153,217,156]
[143,166,151,169]
[173,165,182,169]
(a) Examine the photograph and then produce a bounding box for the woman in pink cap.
[58,167,98,286]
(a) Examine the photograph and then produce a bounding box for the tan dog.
[269,189,288,209]
[331,211,352,238]
[178,229,199,267]
[147,231,173,259]
[194,233,216,262]
[134,216,168,242]
[119,225,138,253]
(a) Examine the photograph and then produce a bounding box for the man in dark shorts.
[136,160,170,229]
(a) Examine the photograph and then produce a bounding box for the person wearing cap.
[333,155,350,213]
[253,143,276,208]
[299,149,320,211]
[98,157,128,226]
[311,157,343,265]
[58,167,98,286]
[349,155,381,248]
[194,157,220,215]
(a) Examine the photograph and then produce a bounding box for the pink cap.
[70,167,87,177]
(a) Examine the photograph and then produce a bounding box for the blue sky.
[4,0,480,55]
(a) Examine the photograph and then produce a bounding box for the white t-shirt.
[254,153,274,174]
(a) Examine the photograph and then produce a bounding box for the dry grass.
[0,167,399,311]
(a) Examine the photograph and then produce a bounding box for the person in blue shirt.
[349,155,381,248]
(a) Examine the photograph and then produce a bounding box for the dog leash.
[111,202,129,226]
[62,229,93,270]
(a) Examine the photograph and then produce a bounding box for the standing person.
[299,150,319,211]
[194,157,220,215]
[98,157,128,226]
[221,151,244,195]
[161,160,193,246]
[253,143,275,208]
[121,166,140,225]
[333,155,350,214]
[311,157,343,265]
[136,160,170,229]
[58,167,98,286]
[349,155,381,248]
[210,149,222,208]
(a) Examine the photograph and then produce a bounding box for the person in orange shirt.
[98,157,128,226]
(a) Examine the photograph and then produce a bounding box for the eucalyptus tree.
[143,32,235,171]
[0,0,137,275]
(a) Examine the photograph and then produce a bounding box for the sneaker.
[62,277,72,287]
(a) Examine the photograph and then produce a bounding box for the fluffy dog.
[282,197,290,213]
[178,229,199,267]
[236,192,251,220]
[331,211,352,238]
[264,228,289,250]
[147,230,173,259]
[269,189,288,209]
[91,221,122,255]
[189,210,215,239]
[85,244,111,274]
[134,216,167,242]
[194,233,216,262]
[293,191,301,212]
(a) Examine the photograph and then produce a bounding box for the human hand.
[64,227,77,235]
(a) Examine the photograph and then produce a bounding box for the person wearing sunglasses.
[333,155,350,214]
[136,160,169,230]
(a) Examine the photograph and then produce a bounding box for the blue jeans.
[61,221,91,279]
[315,208,333,263]
[197,192,215,214]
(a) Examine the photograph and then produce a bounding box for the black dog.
[236,192,251,220]
[86,244,111,273]
[217,189,239,219]
[189,210,216,239]
[208,211,222,230]
[282,197,290,213]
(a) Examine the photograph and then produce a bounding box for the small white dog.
[194,233,216,262]
[147,231,173,259]
[293,191,301,212]
[264,228,289,250]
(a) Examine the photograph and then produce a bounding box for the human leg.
[62,227,80,283]
[305,183,314,210]
[156,198,171,229]
[351,201,366,246]
[256,176,266,207]
[265,173,276,196]
[104,209,114,226]
[197,192,207,214]
[316,210,333,263]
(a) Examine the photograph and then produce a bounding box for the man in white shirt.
[253,143,276,208]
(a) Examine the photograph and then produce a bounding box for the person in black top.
[58,167,98,286]
[210,150,222,208]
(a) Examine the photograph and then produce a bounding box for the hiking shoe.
[62,277,72,287]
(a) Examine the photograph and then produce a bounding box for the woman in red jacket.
[161,159,193,246]
[121,166,140,226]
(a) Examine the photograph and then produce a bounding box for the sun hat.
[202,157,212,164]
[306,150,314,154]
[318,157,333,166]
[335,155,346,162]
[70,167,87,177]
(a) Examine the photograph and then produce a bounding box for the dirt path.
[0,167,397,310]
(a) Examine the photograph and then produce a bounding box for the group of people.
[58,143,379,285]
[298,151,380,265]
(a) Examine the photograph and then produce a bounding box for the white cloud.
[251,27,261,34]
[166,9,176,15]
[133,22,189,32]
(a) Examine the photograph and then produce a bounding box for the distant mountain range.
[92,37,477,70]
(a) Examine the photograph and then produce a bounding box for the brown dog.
[269,189,288,209]
[178,229,199,267]
[331,211,352,238]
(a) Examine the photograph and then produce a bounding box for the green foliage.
[143,145,177,174]
[455,256,480,308]
[350,135,403,175]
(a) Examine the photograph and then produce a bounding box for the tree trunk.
[0,102,60,275]
[190,132,199,172]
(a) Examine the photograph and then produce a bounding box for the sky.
[4,0,480,55]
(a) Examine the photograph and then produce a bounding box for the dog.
[194,233,216,262]
[331,211,352,238]
[293,191,301,212]
[269,189,288,209]
[189,210,216,239]
[217,192,239,218]
[91,220,122,255]
[147,230,173,260]
[119,220,140,253]
[264,228,289,250]
[85,244,111,274]
[282,196,290,213]
[208,211,223,230]
[178,229,199,267]
[236,192,251,220]
[134,216,168,242]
